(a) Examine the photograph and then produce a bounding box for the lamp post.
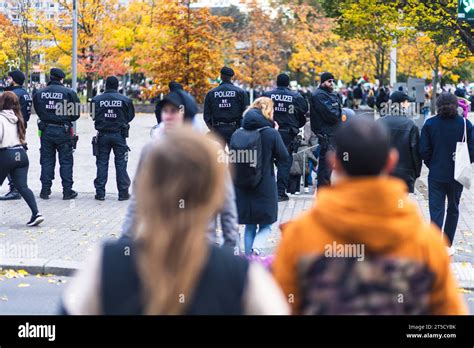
[72,0,78,132]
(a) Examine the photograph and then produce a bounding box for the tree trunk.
[431,54,440,115]
[86,76,93,100]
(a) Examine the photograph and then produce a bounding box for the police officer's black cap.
[8,70,25,86]
[390,90,415,103]
[169,81,183,91]
[105,76,119,90]
[158,90,198,120]
[320,72,335,84]
[50,68,65,80]
[277,73,290,87]
[220,67,235,78]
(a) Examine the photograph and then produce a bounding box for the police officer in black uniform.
[310,72,342,189]
[203,67,249,146]
[263,73,308,201]
[91,76,135,201]
[0,70,32,201]
[33,68,80,200]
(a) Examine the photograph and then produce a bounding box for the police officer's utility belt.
[214,120,238,127]
[43,122,72,130]
[98,130,121,134]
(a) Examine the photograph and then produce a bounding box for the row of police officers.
[203,67,342,201]
[1,66,342,202]
[0,68,135,201]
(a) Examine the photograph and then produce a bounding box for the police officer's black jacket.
[91,89,135,132]
[310,87,342,137]
[6,86,32,124]
[377,114,422,193]
[33,81,80,125]
[263,87,308,132]
[203,82,249,126]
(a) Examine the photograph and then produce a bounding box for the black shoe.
[278,194,289,202]
[63,190,78,200]
[0,190,22,201]
[39,189,51,200]
[95,195,105,201]
[27,214,44,227]
[118,193,130,201]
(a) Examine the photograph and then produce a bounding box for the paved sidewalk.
[1,114,474,299]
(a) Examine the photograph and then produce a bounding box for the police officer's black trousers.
[316,137,334,189]
[0,147,38,215]
[214,124,238,147]
[40,126,74,193]
[94,132,130,198]
[276,131,294,197]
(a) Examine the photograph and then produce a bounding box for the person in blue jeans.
[233,98,288,255]
[420,93,474,256]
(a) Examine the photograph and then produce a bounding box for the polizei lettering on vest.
[214,91,236,98]
[18,322,56,341]
[270,94,293,103]
[41,92,64,100]
[99,100,123,108]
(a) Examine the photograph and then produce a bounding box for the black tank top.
[101,237,249,315]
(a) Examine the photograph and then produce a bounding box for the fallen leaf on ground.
[459,288,472,294]
[18,283,30,288]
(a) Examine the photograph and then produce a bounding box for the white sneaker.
[304,187,309,194]
[447,246,456,256]
[294,191,300,195]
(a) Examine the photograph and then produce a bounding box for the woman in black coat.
[234,97,288,255]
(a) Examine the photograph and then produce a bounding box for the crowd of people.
[0,65,472,315]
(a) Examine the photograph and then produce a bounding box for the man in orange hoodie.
[273,117,467,315]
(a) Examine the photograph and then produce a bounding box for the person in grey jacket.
[121,89,239,250]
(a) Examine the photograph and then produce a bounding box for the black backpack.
[230,126,270,190]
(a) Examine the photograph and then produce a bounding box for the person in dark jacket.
[420,93,474,256]
[234,97,288,255]
[310,72,342,189]
[154,81,187,124]
[91,76,135,201]
[60,128,289,315]
[122,90,239,250]
[0,70,32,201]
[203,67,249,146]
[263,73,308,201]
[33,68,80,200]
[353,83,363,109]
[377,91,421,193]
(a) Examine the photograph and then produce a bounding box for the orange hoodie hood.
[313,176,426,253]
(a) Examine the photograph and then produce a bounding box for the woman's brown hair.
[134,126,226,314]
[0,91,26,144]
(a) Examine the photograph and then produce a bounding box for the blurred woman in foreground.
[61,127,289,315]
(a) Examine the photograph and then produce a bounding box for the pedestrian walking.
[420,93,474,256]
[0,92,44,226]
[377,90,421,193]
[61,127,289,315]
[203,67,249,146]
[309,72,342,189]
[231,97,288,255]
[273,117,467,315]
[263,73,308,201]
[33,68,80,200]
[91,76,135,201]
[0,70,32,201]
